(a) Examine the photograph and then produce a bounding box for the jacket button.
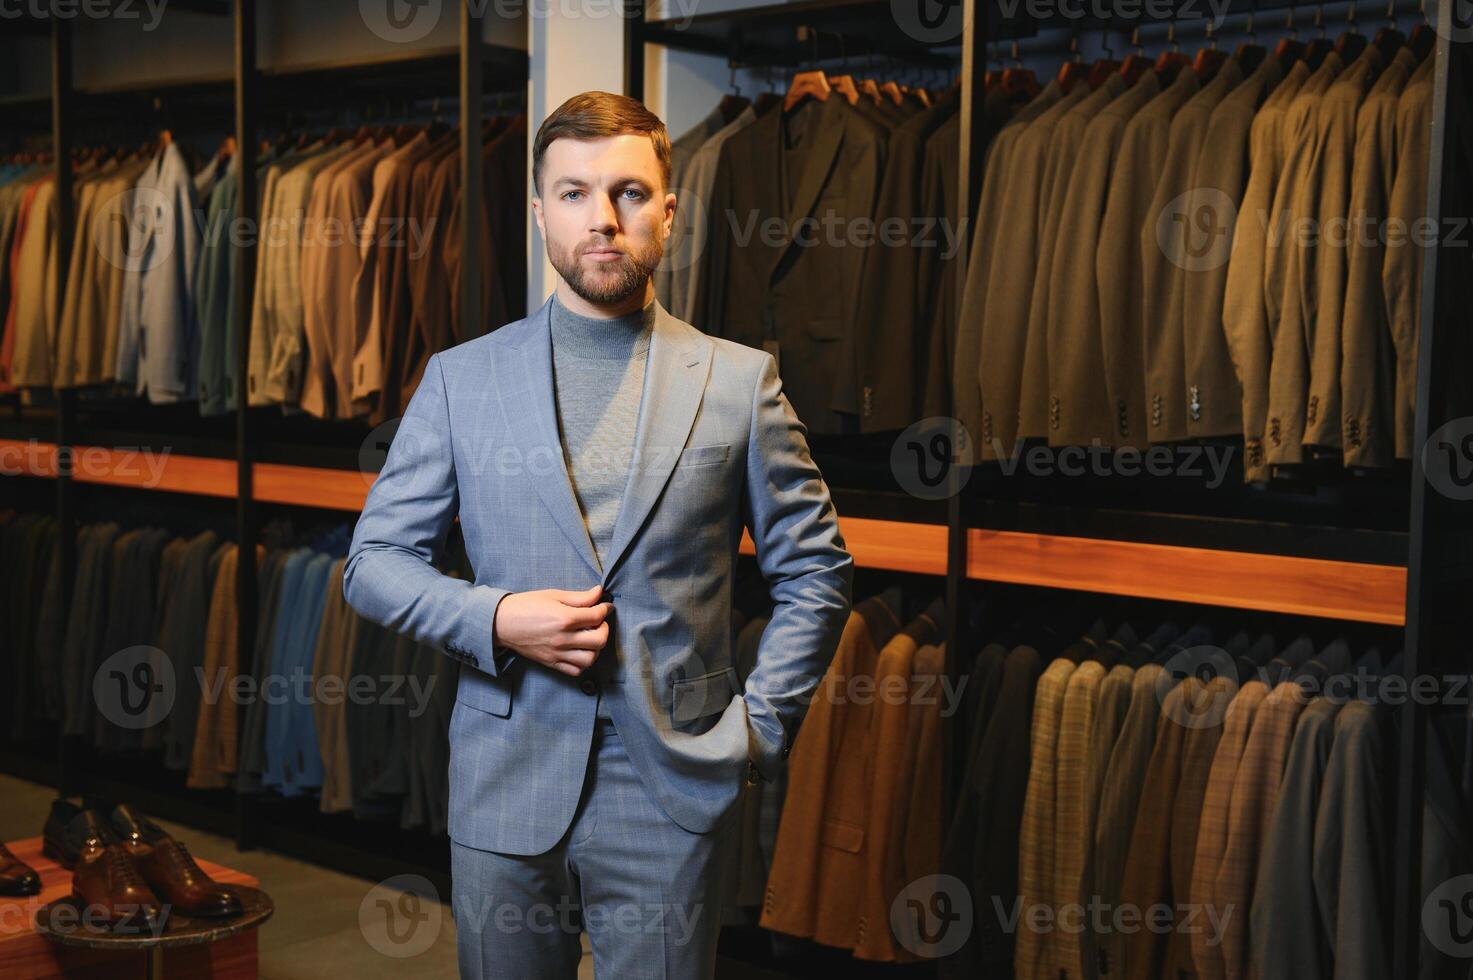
[580,679,596,695]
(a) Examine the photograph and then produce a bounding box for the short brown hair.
[532,91,671,196]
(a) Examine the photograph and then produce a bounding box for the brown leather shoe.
[0,840,40,896]
[109,805,240,918]
[71,840,163,933]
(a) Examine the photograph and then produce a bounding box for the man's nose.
[589,192,618,233]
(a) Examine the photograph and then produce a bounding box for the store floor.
[0,773,596,979]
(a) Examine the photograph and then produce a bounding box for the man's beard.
[548,235,662,306]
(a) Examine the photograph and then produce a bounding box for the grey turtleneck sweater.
[550,291,655,571]
[550,293,654,719]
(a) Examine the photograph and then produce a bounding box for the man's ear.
[530,195,544,237]
[663,190,677,238]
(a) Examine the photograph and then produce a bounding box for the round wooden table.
[32,885,273,980]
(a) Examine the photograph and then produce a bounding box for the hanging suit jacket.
[1262,52,1346,465]
[1047,71,1162,447]
[977,81,1084,459]
[954,82,1059,455]
[1311,701,1391,979]
[699,94,888,435]
[668,106,759,324]
[1018,74,1128,443]
[1302,47,1390,454]
[844,88,959,432]
[1141,59,1243,445]
[1181,55,1284,441]
[1340,46,1418,467]
[1249,696,1343,979]
[1223,59,1311,481]
[1096,69,1199,449]
[1383,54,1435,460]
[1184,678,1266,980]
[1212,677,1310,979]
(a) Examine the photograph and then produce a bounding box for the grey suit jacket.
[344,294,854,854]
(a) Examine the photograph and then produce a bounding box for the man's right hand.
[491,585,612,676]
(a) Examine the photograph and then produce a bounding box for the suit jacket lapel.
[488,295,602,580]
[769,96,846,282]
[601,301,713,583]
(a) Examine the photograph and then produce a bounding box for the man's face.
[532,134,675,308]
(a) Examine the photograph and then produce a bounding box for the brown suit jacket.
[977,83,1085,460]
[1017,74,1127,441]
[1181,55,1283,440]
[760,597,903,946]
[1339,47,1417,467]
[1263,52,1345,465]
[1212,680,1309,979]
[1302,46,1386,454]
[1188,679,1268,980]
[953,84,1058,453]
[1096,71,1199,448]
[1383,54,1435,460]
[1015,655,1081,979]
[1141,59,1243,444]
[1222,60,1311,480]
[1047,72,1161,447]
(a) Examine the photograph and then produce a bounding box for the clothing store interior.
[0,0,1470,977]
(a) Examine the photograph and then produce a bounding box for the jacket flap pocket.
[456,672,512,718]
[670,667,738,723]
[676,443,730,468]
[820,817,864,853]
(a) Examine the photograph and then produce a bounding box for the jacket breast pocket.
[455,671,512,718]
[676,443,730,468]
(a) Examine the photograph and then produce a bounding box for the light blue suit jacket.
[344,294,854,855]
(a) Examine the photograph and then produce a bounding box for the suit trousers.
[450,718,741,980]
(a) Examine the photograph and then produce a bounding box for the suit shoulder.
[431,318,531,373]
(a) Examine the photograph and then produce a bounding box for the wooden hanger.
[1275,9,1306,67]
[1235,14,1268,74]
[857,77,884,104]
[1373,0,1405,59]
[1057,35,1089,92]
[1001,42,1040,101]
[717,93,750,123]
[1119,29,1152,84]
[1305,6,1335,69]
[827,73,862,104]
[1335,1,1368,61]
[1155,25,1190,83]
[1086,29,1121,89]
[784,70,832,112]
[1194,20,1228,80]
[879,80,905,105]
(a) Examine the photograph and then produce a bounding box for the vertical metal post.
[625,0,645,100]
[233,0,260,851]
[943,0,987,832]
[1393,11,1471,977]
[52,10,77,798]
[460,0,485,339]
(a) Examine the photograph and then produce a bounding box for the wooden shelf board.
[965,528,1407,625]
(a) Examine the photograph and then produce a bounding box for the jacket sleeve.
[343,351,514,675]
[739,351,855,781]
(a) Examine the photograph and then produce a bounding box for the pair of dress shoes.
[42,799,241,930]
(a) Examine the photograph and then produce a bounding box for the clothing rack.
[628,0,1471,976]
[0,0,529,898]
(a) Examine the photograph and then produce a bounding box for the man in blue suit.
[343,91,854,978]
